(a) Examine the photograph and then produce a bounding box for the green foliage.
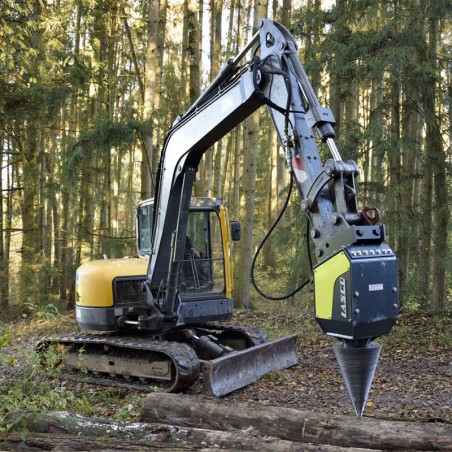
[115,396,146,422]
[0,325,13,350]
[61,143,85,184]
[0,342,73,436]
[62,117,150,183]
[17,256,71,310]
[24,303,59,321]
[2,82,71,123]
[0,323,146,434]
[67,54,91,88]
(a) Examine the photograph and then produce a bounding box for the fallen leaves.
[2,305,451,423]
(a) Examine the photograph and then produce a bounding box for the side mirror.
[230,221,241,241]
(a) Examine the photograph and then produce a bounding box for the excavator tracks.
[37,333,201,392]
[36,323,296,395]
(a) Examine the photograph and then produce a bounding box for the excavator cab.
[137,197,233,297]
[180,208,215,293]
[75,198,235,332]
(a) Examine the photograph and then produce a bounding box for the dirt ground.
[187,310,452,422]
[1,307,451,424]
[219,339,452,421]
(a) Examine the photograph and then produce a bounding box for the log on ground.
[141,393,452,451]
[1,410,376,451]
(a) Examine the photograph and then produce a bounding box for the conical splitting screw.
[333,342,382,417]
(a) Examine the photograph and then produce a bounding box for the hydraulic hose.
[250,174,312,301]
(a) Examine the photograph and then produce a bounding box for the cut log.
[141,393,452,451]
[0,431,380,452]
[0,431,198,451]
[1,411,377,451]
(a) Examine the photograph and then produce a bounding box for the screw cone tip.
[333,342,382,417]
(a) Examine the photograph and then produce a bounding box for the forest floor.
[0,298,451,428]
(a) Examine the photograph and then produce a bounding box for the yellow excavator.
[65,196,289,397]
[38,19,398,417]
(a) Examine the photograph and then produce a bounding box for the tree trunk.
[210,0,223,198]
[427,15,448,313]
[387,74,402,280]
[231,128,241,219]
[6,406,452,451]
[369,73,385,206]
[399,19,422,300]
[1,430,374,452]
[233,0,268,308]
[20,122,41,306]
[142,393,452,451]
[98,143,112,258]
[152,0,168,185]
[262,122,277,270]
[38,132,51,297]
[4,154,14,303]
[280,0,291,24]
[0,131,5,308]
[328,0,345,139]
[141,0,160,200]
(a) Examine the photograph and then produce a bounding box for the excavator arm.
[144,19,398,415]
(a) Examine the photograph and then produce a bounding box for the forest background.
[0,0,451,317]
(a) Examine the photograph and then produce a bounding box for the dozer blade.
[333,342,382,417]
[203,333,298,397]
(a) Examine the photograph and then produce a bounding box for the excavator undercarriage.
[37,323,298,396]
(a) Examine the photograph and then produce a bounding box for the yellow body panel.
[219,205,233,299]
[76,257,148,308]
[314,251,350,320]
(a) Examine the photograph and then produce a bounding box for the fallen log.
[1,432,179,451]
[1,410,377,451]
[0,431,379,452]
[141,393,452,451]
